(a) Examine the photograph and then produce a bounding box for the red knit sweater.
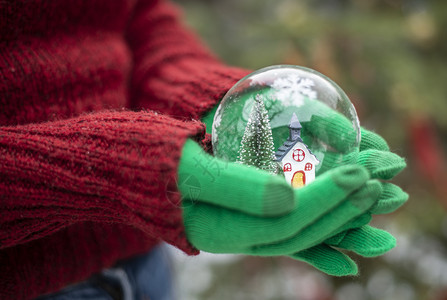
[0,0,249,298]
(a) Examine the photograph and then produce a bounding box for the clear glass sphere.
[212,65,360,177]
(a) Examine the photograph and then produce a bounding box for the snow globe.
[212,65,360,188]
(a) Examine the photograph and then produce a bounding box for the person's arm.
[125,0,250,120]
[0,109,203,254]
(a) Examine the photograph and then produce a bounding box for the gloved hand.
[287,128,407,276]
[194,98,408,276]
[179,139,380,256]
[275,101,408,275]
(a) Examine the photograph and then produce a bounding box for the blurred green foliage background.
[171,0,447,299]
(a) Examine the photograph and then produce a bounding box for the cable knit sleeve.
[0,109,203,254]
[126,0,251,120]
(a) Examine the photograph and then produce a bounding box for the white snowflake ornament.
[271,74,317,107]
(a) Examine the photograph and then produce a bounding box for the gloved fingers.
[316,150,359,174]
[370,182,409,215]
[179,139,295,216]
[289,244,358,276]
[296,164,369,209]
[357,149,406,180]
[360,128,390,152]
[183,201,308,253]
[291,226,395,276]
[183,165,370,252]
[182,202,243,253]
[302,109,359,154]
[248,180,382,256]
[325,225,396,257]
[327,213,372,236]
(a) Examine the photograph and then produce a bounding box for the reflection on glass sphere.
[212,65,361,178]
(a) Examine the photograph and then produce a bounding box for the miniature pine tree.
[238,94,278,174]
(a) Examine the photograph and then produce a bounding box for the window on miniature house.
[305,163,312,171]
[292,149,305,162]
[283,163,292,172]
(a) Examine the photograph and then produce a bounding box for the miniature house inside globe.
[212,65,361,184]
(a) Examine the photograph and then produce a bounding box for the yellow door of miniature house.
[291,171,306,188]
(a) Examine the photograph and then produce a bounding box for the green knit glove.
[200,102,408,276]
[179,139,380,256]
[288,128,408,276]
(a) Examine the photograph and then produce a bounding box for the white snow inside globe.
[212,65,360,188]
